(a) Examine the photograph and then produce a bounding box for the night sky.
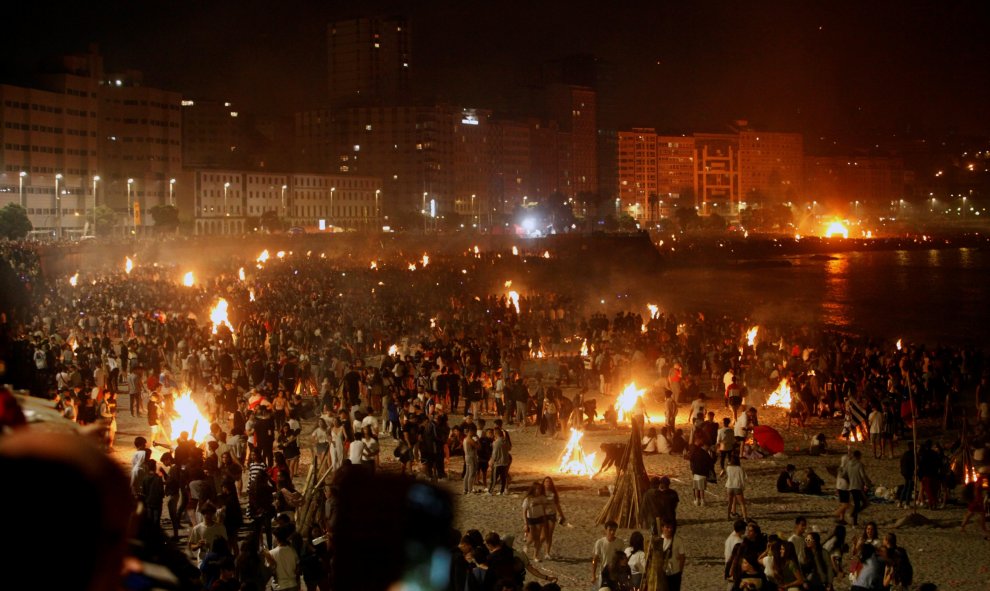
[3,0,988,135]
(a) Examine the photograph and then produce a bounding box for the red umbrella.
[753,425,785,455]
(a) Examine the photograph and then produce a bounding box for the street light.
[471,193,476,227]
[55,173,63,240]
[223,182,231,216]
[127,178,134,230]
[92,176,100,236]
[18,171,27,209]
[169,178,176,206]
[330,186,336,225]
[375,189,381,225]
[281,184,288,217]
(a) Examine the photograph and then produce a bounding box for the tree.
[0,203,32,239]
[673,206,700,230]
[259,210,283,232]
[148,205,180,232]
[93,205,119,235]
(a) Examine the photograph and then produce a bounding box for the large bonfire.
[559,429,597,477]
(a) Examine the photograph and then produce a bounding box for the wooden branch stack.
[295,450,333,539]
[596,419,649,528]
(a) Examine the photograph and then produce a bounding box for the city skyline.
[2,0,989,136]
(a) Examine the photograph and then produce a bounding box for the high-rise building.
[328,16,412,108]
[694,133,739,217]
[616,128,658,221]
[181,98,246,169]
[98,70,182,226]
[804,155,906,212]
[738,130,803,206]
[656,135,695,217]
[490,117,533,216]
[451,108,492,226]
[545,84,598,198]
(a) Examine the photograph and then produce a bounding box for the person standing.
[489,428,510,495]
[688,441,715,507]
[128,367,143,417]
[591,521,625,590]
[834,449,853,524]
[664,390,677,432]
[265,526,301,591]
[724,452,748,520]
[664,521,687,591]
[846,450,873,526]
[462,425,478,494]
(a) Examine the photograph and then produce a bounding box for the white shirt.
[725,465,746,489]
[269,544,299,590]
[733,413,750,438]
[625,547,646,575]
[661,534,686,574]
[348,439,366,464]
[724,531,743,563]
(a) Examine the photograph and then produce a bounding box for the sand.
[108,389,990,590]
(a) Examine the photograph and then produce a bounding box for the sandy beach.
[108,387,989,591]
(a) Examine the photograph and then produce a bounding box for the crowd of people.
[2,236,989,591]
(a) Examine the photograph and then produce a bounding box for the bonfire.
[124,257,134,274]
[615,383,646,423]
[747,326,759,347]
[238,267,246,281]
[257,250,270,264]
[210,298,235,335]
[559,429,597,477]
[69,273,79,287]
[182,271,195,287]
[766,378,791,409]
[507,291,520,314]
[172,389,209,442]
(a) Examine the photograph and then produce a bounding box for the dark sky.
[3,0,988,135]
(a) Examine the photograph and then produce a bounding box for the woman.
[360,425,380,472]
[600,549,632,591]
[219,451,243,496]
[311,418,330,470]
[542,475,566,558]
[725,452,749,520]
[642,427,661,455]
[97,390,117,450]
[726,535,766,591]
[276,423,301,477]
[775,541,806,591]
[800,532,834,591]
[522,480,548,561]
[329,416,346,472]
[760,538,782,589]
[625,530,646,590]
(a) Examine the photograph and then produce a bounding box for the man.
[689,440,715,507]
[489,428,510,495]
[664,389,677,431]
[660,520,687,591]
[657,476,680,527]
[187,502,228,562]
[724,519,746,565]
[716,418,736,473]
[128,367,143,417]
[640,477,663,533]
[834,449,854,524]
[591,521,625,589]
[265,526,301,591]
[846,449,872,525]
[734,406,754,442]
[868,404,885,459]
[788,516,808,565]
[777,464,800,493]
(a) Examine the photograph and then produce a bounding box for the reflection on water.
[822,256,850,332]
[658,248,990,346]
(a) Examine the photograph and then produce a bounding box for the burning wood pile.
[558,429,597,477]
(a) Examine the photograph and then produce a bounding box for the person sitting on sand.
[801,468,825,495]
[776,464,800,493]
[670,429,688,455]
[642,427,661,455]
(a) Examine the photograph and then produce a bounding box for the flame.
[276,250,286,259]
[182,271,195,287]
[504,280,513,288]
[531,348,545,359]
[238,267,245,281]
[507,291,520,314]
[473,245,480,255]
[766,378,791,409]
[388,344,398,356]
[69,273,79,287]
[249,289,256,302]
[257,250,270,263]
[430,318,436,329]
[512,246,519,256]
[580,339,589,357]
[408,263,417,271]
[172,389,209,442]
[841,424,868,443]
[614,383,646,422]
[210,298,234,335]
[747,326,759,347]
[647,304,659,318]
[896,338,902,351]
[559,429,597,477]
[125,257,134,274]
[543,250,550,259]
[795,233,802,241]
[421,254,430,267]
[825,221,849,239]
[641,323,648,333]
[370,261,378,270]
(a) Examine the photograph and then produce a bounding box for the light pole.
[422,191,428,231]
[92,175,100,236]
[127,178,134,232]
[471,193,476,227]
[375,189,381,228]
[281,184,288,218]
[55,173,63,240]
[169,178,176,206]
[223,182,231,234]
[18,171,26,209]
[330,186,336,226]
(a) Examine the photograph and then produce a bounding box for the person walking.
[846,450,873,526]
[488,428,510,495]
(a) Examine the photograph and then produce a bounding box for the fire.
[896,338,902,351]
[504,280,513,288]
[209,298,234,335]
[559,429,597,477]
[430,318,436,329]
[69,273,79,287]
[641,323,648,333]
[182,271,195,287]
[512,246,519,256]
[543,250,550,259]
[841,424,868,443]
[766,378,791,409]
[647,304,659,318]
[238,267,245,281]
[276,250,286,259]
[124,257,134,274]
[580,339,589,357]
[172,389,209,442]
[473,245,480,255]
[531,348,545,359]
[408,263,417,271]
[825,221,849,239]
[746,326,759,347]
[507,291,520,314]
[388,344,398,356]
[421,254,430,267]
[257,250,270,264]
[614,383,646,423]
[249,289,256,302]
[370,261,378,270]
